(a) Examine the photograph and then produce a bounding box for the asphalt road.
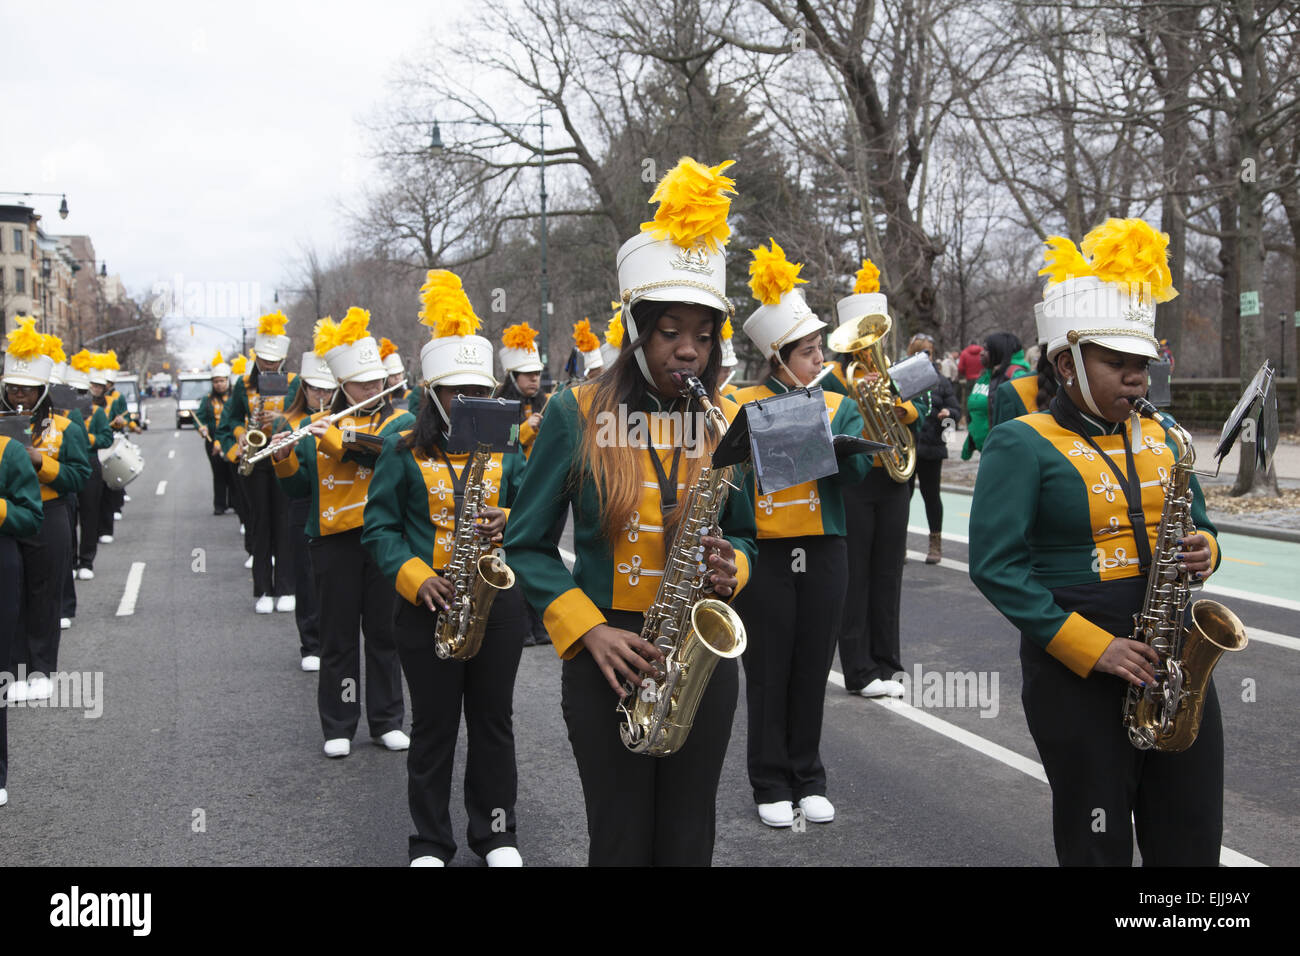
[2,397,1295,867]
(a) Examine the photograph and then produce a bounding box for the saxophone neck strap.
[1050,392,1153,572]
[432,445,472,508]
[647,442,684,516]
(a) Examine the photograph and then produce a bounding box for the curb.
[937,483,1300,544]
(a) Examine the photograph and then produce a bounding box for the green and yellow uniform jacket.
[31,409,92,502]
[105,389,128,433]
[0,435,43,536]
[727,377,871,538]
[517,391,550,459]
[216,371,301,463]
[74,405,114,450]
[363,433,523,606]
[990,371,1041,429]
[968,407,1221,679]
[273,403,414,538]
[502,383,758,660]
[194,390,228,450]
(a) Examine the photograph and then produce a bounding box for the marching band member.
[218,312,299,613]
[827,261,918,700]
[504,157,757,866]
[2,319,90,702]
[990,312,1057,428]
[718,317,740,396]
[598,303,623,371]
[0,403,44,806]
[272,308,411,758]
[363,271,528,867]
[960,331,1030,460]
[270,350,337,672]
[970,219,1225,865]
[496,323,547,459]
[195,351,236,516]
[95,351,128,541]
[730,240,871,828]
[66,350,111,581]
[44,344,79,630]
[380,338,407,394]
[225,354,254,562]
[572,318,604,381]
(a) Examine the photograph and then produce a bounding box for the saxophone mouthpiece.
[1129,396,1158,418]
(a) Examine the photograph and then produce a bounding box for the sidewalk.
[939,424,1300,539]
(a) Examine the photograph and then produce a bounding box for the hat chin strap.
[1069,342,1104,418]
[426,385,452,430]
[620,309,658,389]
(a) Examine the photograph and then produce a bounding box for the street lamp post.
[0,191,69,220]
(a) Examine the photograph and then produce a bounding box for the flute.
[242,381,406,466]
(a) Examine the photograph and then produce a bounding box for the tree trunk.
[1154,13,1196,363]
[1217,191,1241,379]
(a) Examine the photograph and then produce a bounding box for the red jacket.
[958,344,984,380]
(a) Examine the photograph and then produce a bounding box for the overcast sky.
[0,0,456,364]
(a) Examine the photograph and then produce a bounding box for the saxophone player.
[362,270,529,867]
[272,309,412,759]
[504,157,757,866]
[969,219,1223,866]
[729,240,872,829]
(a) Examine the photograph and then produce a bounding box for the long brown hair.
[574,300,725,544]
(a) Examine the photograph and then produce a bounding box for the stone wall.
[1170,378,1297,431]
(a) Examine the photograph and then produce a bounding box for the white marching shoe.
[113,511,123,520]
[243,555,254,569]
[485,847,523,867]
[275,595,296,613]
[98,535,114,544]
[323,738,351,758]
[78,567,94,580]
[25,676,52,701]
[859,678,905,699]
[254,595,274,614]
[377,730,410,751]
[410,856,444,867]
[300,655,320,672]
[757,800,795,828]
[60,618,72,630]
[799,795,835,823]
[0,788,7,807]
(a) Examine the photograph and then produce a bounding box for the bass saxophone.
[435,442,517,661]
[617,374,747,756]
[826,311,916,482]
[1122,398,1247,751]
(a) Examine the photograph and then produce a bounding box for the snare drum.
[99,437,145,490]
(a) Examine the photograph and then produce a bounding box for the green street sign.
[1239,291,1260,316]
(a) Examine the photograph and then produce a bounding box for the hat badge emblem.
[358,344,378,363]
[455,344,480,365]
[669,243,713,276]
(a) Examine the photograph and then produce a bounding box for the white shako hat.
[572,318,603,375]
[1037,218,1172,363]
[416,269,496,392]
[298,350,336,390]
[209,349,231,379]
[313,308,387,385]
[616,156,737,384]
[719,317,738,368]
[253,310,291,362]
[65,350,94,390]
[742,238,825,360]
[832,258,888,340]
[383,352,405,378]
[49,362,67,385]
[599,302,624,369]
[499,323,543,375]
[3,318,55,386]
[88,351,110,386]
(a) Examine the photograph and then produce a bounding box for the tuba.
[434,442,517,660]
[827,311,916,482]
[617,374,747,756]
[1122,398,1247,751]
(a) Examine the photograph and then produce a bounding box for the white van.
[176,372,211,429]
[116,371,148,430]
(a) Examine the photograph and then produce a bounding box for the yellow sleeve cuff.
[896,400,919,425]
[273,449,299,479]
[0,500,7,526]
[317,424,345,460]
[36,453,60,484]
[1045,612,1115,678]
[519,421,538,449]
[731,549,751,600]
[225,444,239,463]
[543,587,608,661]
[1198,527,1221,572]
[396,557,436,606]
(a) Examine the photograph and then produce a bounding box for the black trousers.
[243,463,291,597]
[310,529,404,741]
[0,535,22,789]
[1021,635,1224,866]
[837,468,909,690]
[288,497,319,657]
[98,474,121,538]
[736,535,847,803]
[907,456,944,535]
[77,456,103,569]
[61,495,77,619]
[14,496,73,676]
[393,582,526,863]
[562,608,738,866]
[229,462,252,553]
[207,445,235,512]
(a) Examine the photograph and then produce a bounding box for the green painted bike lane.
[907,488,1300,605]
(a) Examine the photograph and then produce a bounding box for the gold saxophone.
[826,311,916,482]
[1122,398,1247,751]
[435,442,517,661]
[238,392,268,476]
[617,374,747,756]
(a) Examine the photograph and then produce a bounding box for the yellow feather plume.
[606,301,624,347]
[502,323,538,351]
[853,259,881,295]
[748,238,807,306]
[573,319,599,353]
[41,334,67,364]
[1037,236,1091,286]
[257,310,288,336]
[69,349,94,374]
[640,157,737,252]
[230,355,247,375]
[211,350,225,366]
[1081,218,1177,303]
[379,337,398,359]
[5,317,43,361]
[418,269,481,338]
[312,316,340,357]
[721,317,734,340]
[336,307,371,347]
[105,350,120,371]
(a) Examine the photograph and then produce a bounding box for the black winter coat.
[910,369,962,460]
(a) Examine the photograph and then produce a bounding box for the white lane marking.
[907,548,969,572]
[827,667,1265,866]
[1204,583,1300,614]
[168,449,175,459]
[155,481,167,496]
[173,431,180,438]
[1247,628,1300,651]
[116,562,146,616]
[909,524,968,543]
